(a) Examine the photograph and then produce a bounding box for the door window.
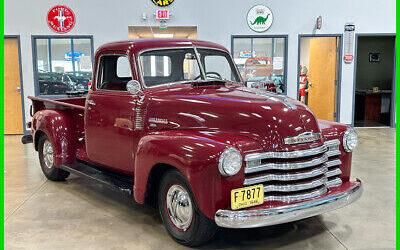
[97,55,132,91]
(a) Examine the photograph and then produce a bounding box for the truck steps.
[60,161,134,195]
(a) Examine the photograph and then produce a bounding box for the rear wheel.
[38,134,70,181]
[158,170,217,247]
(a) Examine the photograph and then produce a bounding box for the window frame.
[95,54,133,93]
[31,35,94,98]
[231,35,288,95]
[137,46,205,89]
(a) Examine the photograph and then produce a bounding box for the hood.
[144,83,322,151]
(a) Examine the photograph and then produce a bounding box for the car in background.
[66,71,92,90]
[38,72,89,95]
[38,72,71,95]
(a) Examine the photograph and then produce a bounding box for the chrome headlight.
[218,148,242,176]
[343,128,358,152]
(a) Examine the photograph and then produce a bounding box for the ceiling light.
[153,33,174,38]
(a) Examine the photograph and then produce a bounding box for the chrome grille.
[325,139,342,187]
[244,139,343,203]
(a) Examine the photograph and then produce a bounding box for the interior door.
[4,38,23,134]
[308,37,338,121]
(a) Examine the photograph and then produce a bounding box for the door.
[85,91,138,173]
[308,37,338,121]
[85,54,139,174]
[4,38,23,134]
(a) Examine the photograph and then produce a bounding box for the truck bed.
[29,96,86,113]
[29,96,88,161]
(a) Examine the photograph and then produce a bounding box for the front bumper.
[215,179,362,228]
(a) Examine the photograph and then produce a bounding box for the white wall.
[5,0,396,128]
[300,37,311,70]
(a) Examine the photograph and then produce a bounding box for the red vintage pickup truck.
[24,39,362,246]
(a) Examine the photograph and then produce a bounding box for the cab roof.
[96,39,229,55]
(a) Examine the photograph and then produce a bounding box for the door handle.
[86,100,96,106]
[15,87,21,91]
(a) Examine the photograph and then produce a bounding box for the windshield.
[139,47,241,88]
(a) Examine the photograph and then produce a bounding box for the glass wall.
[232,36,287,94]
[33,37,93,96]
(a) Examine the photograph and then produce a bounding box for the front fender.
[318,119,352,182]
[32,110,75,167]
[133,130,262,219]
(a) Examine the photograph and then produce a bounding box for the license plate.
[231,185,264,210]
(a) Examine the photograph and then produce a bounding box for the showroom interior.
[4,0,395,249]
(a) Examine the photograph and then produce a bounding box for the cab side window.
[97,55,132,91]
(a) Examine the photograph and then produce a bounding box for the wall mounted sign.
[47,5,75,33]
[156,10,170,19]
[65,52,84,61]
[369,53,380,62]
[316,16,322,29]
[247,5,273,33]
[152,0,174,7]
[239,51,252,58]
[343,23,355,63]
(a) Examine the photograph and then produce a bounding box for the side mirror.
[126,80,142,95]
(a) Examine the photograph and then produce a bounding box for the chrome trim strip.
[264,186,328,203]
[284,132,322,145]
[245,154,328,173]
[245,145,327,162]
[244,166,328,186]
[326,159,342,168]
[327,177,343,187]
[326,150,341,158]
[324,139,340,147]
[263,176,327,193]
[215,179,362,228]
[326,168,342,178]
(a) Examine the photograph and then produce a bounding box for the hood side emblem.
[149,118,169,124]
[284,132,322,145]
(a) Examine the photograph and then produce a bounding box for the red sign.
[156,10,170,20]
[47,5,75,33]
[344,54,354,62]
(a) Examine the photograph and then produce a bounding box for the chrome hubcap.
[43,140,54,169]
[166,184,193,231]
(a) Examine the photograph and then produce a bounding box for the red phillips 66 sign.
[47,5,76,33]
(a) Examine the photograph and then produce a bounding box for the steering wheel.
[194,71,222,80]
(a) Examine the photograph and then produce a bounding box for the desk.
[355,90,391,121]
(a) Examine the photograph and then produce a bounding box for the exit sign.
[156,10,170,19]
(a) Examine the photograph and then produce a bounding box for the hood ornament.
[284,132,322,145]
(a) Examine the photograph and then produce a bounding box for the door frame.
[31,35,95,98]
[231,34,289,95]
[352,33,396,128]
[297,34,343,122]
[4,35,27,135]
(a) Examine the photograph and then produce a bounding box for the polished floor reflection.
[4,128,395,250]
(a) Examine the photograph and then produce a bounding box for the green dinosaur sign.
[251,14,271,25]
[247,5,273,33]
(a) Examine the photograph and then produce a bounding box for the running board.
[59,161,134,195]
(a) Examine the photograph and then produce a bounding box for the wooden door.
[308,37,338,121]
[4,38,23,134]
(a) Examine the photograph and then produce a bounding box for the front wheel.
[158,170,217,247]
[38,134,70,181]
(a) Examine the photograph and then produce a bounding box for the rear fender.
[134,130,262,219]
[32,110,76,167]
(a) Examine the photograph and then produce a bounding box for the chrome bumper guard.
[215,179,362,228]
